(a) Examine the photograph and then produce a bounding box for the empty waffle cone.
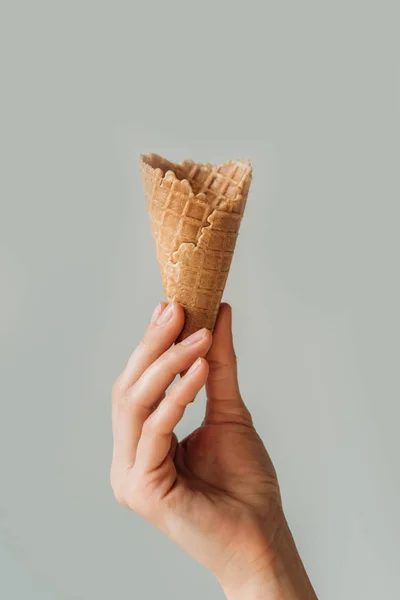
[140,153,252,340]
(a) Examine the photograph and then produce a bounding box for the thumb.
[205,303,252,425]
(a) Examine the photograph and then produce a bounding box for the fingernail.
[156,302,174,325]
[181,328,207,345]
[187,358,202,376]
[151,303,163,323]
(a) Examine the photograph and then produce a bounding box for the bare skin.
[111,302,318,599]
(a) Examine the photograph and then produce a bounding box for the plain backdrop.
[1,1,399,599]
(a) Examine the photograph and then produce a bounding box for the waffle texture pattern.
[140,153,252,339]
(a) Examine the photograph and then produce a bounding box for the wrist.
[219,516,317,600]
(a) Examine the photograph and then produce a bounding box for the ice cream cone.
[140,153,252,340]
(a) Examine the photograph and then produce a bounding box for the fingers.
[135,358,209,472]
[111,301,184,471]
[130,327,212,413]
[205,303,252,425]
[112,324,212,471]
[115,302,185,393]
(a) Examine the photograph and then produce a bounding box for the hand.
[111,302,317,599]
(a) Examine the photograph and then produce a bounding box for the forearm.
[220,519,317,600]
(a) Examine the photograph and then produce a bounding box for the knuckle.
[112,378,123,400]
[158,348,172,364]
[208,354,238,379]
[110,472,126,506]
[155,350,177,375]
[163,346,181,367]
[235,407,254,427]
[116,392,132,411]
[207,358,230,378]
[125,476,151,516]
[142,415,157,435]
[242,405,253,422]
[138,336,150,351]
[113,487,127,507]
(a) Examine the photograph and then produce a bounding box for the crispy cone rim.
[140,153,252,207]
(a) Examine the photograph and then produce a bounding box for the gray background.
[1,1,399,598]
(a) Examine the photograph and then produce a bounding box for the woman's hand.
[111,302,317,599]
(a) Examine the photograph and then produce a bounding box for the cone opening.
[141,153,252,207]
[141,154,183,179]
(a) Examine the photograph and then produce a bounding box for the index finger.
[114,302,184,393]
